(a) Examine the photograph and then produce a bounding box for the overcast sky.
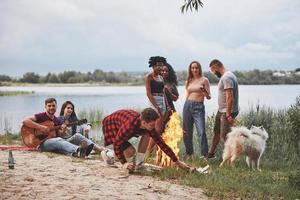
[0,0,299,76]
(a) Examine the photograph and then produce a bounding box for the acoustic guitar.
[21,119,87,148]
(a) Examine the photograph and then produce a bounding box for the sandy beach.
[0,150,208,200]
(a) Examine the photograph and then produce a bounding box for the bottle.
[8,150,14,169]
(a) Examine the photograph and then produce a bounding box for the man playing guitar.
[22,97,93,157]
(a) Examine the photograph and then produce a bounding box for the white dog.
[220,125,269,170]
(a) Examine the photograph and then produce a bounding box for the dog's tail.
[250,126,269,140]
[228,126,251,138]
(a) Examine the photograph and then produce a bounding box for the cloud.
[0,0,299,76]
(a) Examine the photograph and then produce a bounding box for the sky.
[0,0,300,76]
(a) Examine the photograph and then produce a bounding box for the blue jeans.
[39,137,79,156]
[182,100,208,156]
[66,133,93,146]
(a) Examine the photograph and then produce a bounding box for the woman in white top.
[182,61,211,159]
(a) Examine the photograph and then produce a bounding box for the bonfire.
[156,112,182,167]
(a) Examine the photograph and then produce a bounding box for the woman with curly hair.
[145,56,167,117]
[145,56,167,153]
[182,61,211,160]
[161,62,179,112]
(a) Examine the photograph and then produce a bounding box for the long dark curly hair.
[164,63,178,86]
[148,56,166,68]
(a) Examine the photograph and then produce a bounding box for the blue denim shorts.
[151,95,166,115]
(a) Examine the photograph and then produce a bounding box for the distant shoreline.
[0,82,142,87]
[1,82,300,87]
[1,69,300,85]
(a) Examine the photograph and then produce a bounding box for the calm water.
[0,85,299,133]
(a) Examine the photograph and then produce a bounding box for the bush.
[287,96,300,154]
[288,170,300,189]
[78,108,104,128]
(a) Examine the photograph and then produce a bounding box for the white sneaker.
[101,149,115,166]
[196,165,209,174]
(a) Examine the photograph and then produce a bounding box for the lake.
[0,85,299,134]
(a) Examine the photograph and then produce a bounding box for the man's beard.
[47,110,56,116]
[215,71,222,78]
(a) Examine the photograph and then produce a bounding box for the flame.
[156,112,182,167]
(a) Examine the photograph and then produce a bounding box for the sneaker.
[207,153,216,159]
[85,143,94,157]
[101,149,115,166]
[77,141,94,158]
[196,165,210,174]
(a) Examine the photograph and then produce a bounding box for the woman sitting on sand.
[59,100,114,164]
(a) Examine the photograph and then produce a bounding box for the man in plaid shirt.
[102,108,190,172]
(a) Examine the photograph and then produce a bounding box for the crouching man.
[102,108,191,173]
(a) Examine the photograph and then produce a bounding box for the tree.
[0,74,12,82]
[47,73,60,83]
[58,71,77,83]
[181,0,204,13]
[105,72,120,83]
[92,69,106,82]
[20,72,40,83]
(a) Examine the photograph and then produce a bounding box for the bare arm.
[225,88,234,117]
[203,78,211,100]
[22,115,49,133]
[166,84,179,101]
[184,81,189,100]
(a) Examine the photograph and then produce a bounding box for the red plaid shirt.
[102,109,178,164]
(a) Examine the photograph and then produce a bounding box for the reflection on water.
[0,85,299,134]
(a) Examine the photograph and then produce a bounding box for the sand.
[0,150,208,200]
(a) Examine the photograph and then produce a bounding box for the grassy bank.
[0,133,21,145]
[143,160,299,199]
[0,90,34,96]
[144,96,300,199]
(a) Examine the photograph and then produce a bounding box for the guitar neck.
[49,119,87,131]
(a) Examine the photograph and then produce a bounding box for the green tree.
[105,71,120,83]
[118,72,131,83]
[0,74,12,82]
[92,69,106,82]
[47,73,60,83]
[20,72,40,83]
[58,71,77,83]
